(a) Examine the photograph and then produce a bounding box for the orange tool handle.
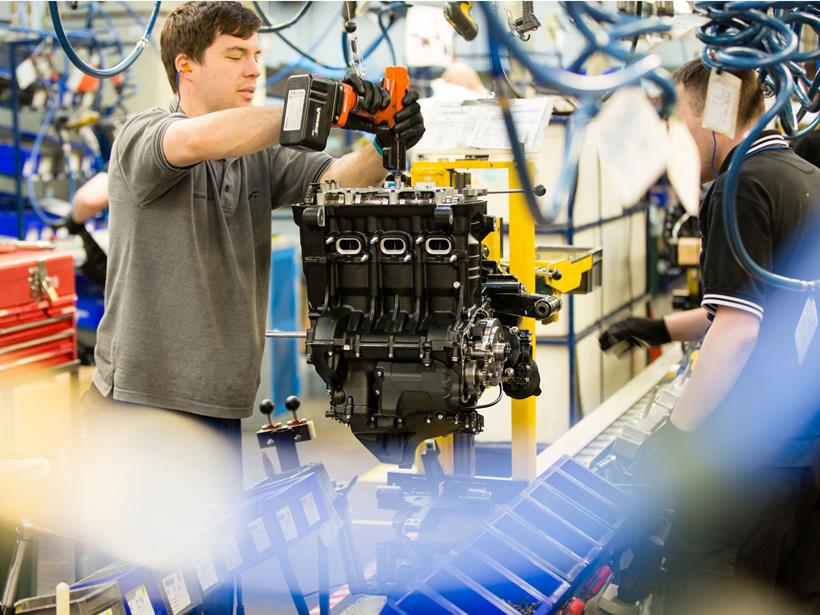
[371,65,409,128]
[334,66,410,130]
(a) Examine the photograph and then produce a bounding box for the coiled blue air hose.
[48,0,160,79]
[479,1,676,226]
[697,1,820,290]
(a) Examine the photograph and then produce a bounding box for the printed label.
[277,506,299,542]
[161,570,192,615]
[702,69,741,138]
[300,492,321,526]
[191,551,219,592]
[125,585,156,615]
[248,517,272,554]
[220,534,242,571]
[283,89,307,132]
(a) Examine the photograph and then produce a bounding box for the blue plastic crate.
[76,281,105,332]
[0,208,48,240]
[385,456,628,615]
[0,143,30,177]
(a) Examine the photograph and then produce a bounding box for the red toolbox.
[0,248,77,380]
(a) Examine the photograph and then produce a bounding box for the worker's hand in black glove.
[633,418,711,509]
[376,90,426,150]
[51,213,85,236]
[343,73,390,115]
[599,316,671,354]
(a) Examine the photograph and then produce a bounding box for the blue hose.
[265,9,348,87]
[697,2,820,290]
[49,0,160,79]
[26,99,63,226]
[479,1,675,226]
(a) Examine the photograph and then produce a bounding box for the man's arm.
[72,172,109,223]
[163,106,284,167]
[320,143,388,188]
[669,305,760,431]
[663,307,711,342]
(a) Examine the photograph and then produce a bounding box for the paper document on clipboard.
[415,97,553,152]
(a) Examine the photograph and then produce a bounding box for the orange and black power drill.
[279,66,410,174]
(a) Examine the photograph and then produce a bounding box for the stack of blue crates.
[382,456,628,614]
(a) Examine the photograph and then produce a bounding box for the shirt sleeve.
[268,145,334,209]
[701,186,773,320]
[111,109,191,206]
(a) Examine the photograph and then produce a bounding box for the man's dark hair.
[673,59,765,128]
[160,1,261,92]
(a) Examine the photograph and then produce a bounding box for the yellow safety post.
[507,163,537,481]
[410,159,538,480]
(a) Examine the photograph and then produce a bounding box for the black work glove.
[630,419,694,514]
[376,90,426,150]
[599,316,671,354]
[343,73,390,115]
[52,214,85,236]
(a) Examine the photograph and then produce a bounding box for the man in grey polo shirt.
[76,2,425,612]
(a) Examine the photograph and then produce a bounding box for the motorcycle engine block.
[293,183,561,467]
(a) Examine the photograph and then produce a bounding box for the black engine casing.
[293,184,559,466]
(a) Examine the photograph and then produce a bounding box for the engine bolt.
[436,413,444,421]
[453,281,461,289]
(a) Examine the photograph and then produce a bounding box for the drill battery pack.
[280,74,343,152]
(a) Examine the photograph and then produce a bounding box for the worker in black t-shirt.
[601,59,820,613]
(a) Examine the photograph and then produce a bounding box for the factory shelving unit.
[0,26,124,239]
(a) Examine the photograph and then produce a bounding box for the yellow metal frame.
[411,160,537,480]
[533,252,595,296]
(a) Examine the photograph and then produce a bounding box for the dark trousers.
[664,464,820,615]
[79,385,243,615]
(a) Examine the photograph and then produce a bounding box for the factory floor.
[2,366,393,614]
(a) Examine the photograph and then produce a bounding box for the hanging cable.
[478,1,675,226]
[695,1,820,290]
[26,83,66,226]
[341,2,408,70]
[117,1,159,51]
[252,1,313,34]
[475,385,504,409]
[274,30,349,70]
[49,0,160,79]
[265,9,348,87]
